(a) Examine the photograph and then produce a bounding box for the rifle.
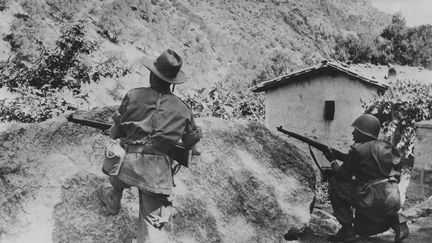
[67,115,193,167]
[276,126,347,162]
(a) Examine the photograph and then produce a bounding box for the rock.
[403,196,432,220]
[308,208,339,236]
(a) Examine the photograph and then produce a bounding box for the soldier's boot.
[391,215,409,243]
[328,224,358,242]
[99,182,123,215]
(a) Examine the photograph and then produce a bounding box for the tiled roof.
[251,60,388,92]
[416,120,432,128]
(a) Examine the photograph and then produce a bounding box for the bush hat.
[142,49,187,84]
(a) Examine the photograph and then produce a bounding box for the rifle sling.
[308,146,324,172]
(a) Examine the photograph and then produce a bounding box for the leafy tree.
[0,20,97,122]
[332,12,432,68]
[363,80,432,159]
[333,34,378,64]
[380,13,410,65]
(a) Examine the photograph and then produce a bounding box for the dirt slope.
[0,108,315,242]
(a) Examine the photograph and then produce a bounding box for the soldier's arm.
[109,92,129,139]
[331,148,359,180]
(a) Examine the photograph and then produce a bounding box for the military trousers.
[109,175,172,243]
[328,176,401,236]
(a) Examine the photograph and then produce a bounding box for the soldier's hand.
[323,146,336,162]
[322,168,334,178]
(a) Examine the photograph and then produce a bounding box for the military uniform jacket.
[333,140,401,236]
[334,140,397,182]
[110,87,200,195]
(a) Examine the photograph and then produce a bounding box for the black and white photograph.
[0,0,432,242]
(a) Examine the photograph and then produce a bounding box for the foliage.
[183,81,265,121]
[92,51,131,82]
[1,20,96,92]
[0,21,97,122]
[3,14,47,62]
[252,51,298,86]
[96,14,124,43]
[363,80,432,158]
[45,0,86,21]
[0,86,80,122]
[332,13,432,68]
[332,33,384,64]
[315,181,330,205]
[0,0,8,11]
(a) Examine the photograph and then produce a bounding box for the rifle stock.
[67,115,193,167]
[277,126,347,162]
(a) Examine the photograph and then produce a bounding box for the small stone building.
[251,60,388,162]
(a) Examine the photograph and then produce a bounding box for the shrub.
[183,81,265,121]
[0,20,97,122]
[363,80,432,158]
[96,14,124,43]
[0,86,79,122]
[92,51,131,82]
[332,34,380,64]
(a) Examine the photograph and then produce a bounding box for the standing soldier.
[99,49,202,242]
[323,114,409,242]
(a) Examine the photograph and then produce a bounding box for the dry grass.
[170,195,221,243]
[52,172,137,243]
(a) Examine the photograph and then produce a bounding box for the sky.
[371,0,432,26]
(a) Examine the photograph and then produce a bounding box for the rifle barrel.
[277,126,347,162]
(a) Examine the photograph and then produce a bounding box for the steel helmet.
[351,114,381,139]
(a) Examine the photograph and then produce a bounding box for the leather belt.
[124,144,165,155]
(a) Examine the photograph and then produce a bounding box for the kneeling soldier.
[323,114,409,242]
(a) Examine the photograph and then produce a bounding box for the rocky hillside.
[0,0,390,108]
[0,108,316,242]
